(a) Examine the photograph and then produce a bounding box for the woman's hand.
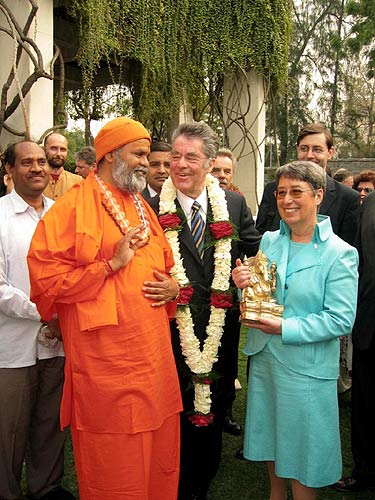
[249,317,282,335]
[232,258,251,289]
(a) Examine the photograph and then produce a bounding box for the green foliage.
[68,0,291,128]
[267,0,375,164]
[65,128,85,171]
[347,0,375,77]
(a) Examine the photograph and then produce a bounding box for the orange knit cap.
[94,117,151,163]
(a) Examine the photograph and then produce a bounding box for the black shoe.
[191,488,207,500]
[234,448,247,460]
[331,476,375,492]
[27,487,76,500]
[223,416,242,435]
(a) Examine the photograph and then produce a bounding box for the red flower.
[159,213,182,230]
[201,377,212,385]
[192,374,213,385]
[178,285,195,305]
[210,291,233,308]
[209,221,233,239]
[189,412,214,427]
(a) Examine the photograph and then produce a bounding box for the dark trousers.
[351,340,375,482]
[178,414,223,500]
[218,319,241,417]
[0,357,66,500]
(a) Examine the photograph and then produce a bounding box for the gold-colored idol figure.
[240,250,284,326]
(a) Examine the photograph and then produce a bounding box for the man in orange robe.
[28,117,182,500]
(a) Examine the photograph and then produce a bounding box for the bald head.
[44,133,68,170]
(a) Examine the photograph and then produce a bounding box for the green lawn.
[60,332,375,500]
[208,339,368,500]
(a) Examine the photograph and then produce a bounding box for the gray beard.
[112,157,147,193]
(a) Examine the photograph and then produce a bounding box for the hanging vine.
[68,0,291,128]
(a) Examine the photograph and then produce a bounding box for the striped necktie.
[191,201,205,258]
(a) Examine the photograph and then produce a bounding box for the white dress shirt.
[146,184,158,198]
[177,188,208,229]
[0,190,64,368]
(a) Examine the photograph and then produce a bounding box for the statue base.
[240,299,284,326]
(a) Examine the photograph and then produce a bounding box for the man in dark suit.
[256,123,360,245]
[333,191,375,492]
[141,141,171,200]
[209,147,244,436]
[149,122,260,500]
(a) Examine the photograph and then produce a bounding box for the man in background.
[141,141,171,200]
[209,147,243,436]
[256,123,360,246]
[74,146,96,179]
[333,190,375,493]
[44,132,81,200]
[0,141,71,500]
[210,148,243,195]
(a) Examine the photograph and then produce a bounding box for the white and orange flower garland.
[159,174,233,424]
[95,172,150,246]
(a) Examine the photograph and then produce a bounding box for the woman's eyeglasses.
[355,187,374,194]
[274,188,315,199]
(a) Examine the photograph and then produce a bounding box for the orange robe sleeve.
[28,182,120,330]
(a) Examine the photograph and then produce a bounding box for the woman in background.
[353,169,375,203]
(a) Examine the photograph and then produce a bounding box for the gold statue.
[240,250,284,325]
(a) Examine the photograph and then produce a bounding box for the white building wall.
[223,70,265,215]
[0,0,54,148]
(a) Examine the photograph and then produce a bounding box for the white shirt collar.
[176,188,208,225]
[10,189,51,217]
[147,185,159,198]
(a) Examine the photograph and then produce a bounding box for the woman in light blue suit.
[233,161,358,500]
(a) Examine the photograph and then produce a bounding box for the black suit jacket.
[140,186,152,201]
[256,176,360,246]
[149,190,260,414]
[352,191,375,350]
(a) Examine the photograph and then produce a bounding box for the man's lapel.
[320,176,336,214]
[202,202,215,265]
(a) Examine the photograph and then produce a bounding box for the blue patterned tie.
[191,201,205,258]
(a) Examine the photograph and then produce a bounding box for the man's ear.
[207,158,215,170]
[104,151,115,164]
[327,146,335,160]
[316,188,324,206]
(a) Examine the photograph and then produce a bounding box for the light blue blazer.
[244,215,359,379]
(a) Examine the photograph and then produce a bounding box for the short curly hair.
[353,169,375,190]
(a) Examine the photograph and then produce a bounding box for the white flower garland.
[95,172,150,245]
[160,174,232,415]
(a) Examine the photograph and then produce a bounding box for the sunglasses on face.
[355,187,374,194]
